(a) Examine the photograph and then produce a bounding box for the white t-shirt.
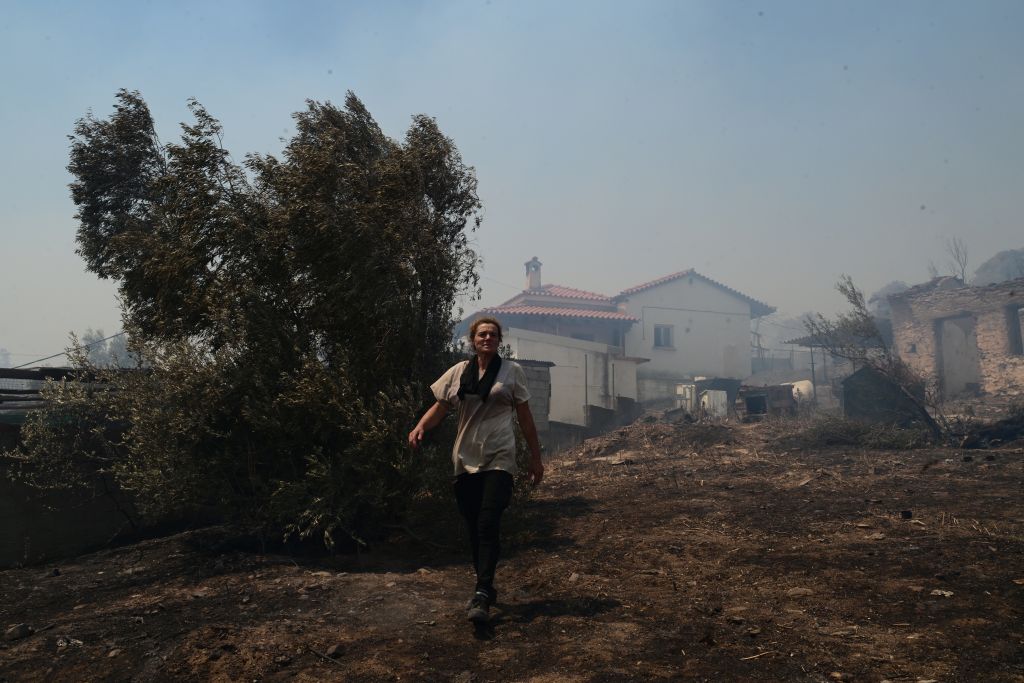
[431,358,531,475]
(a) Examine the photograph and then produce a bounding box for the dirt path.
[2,422,1023,682]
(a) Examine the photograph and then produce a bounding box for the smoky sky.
[2,0,1022,362]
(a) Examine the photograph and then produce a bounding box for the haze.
[2,0,1022,364]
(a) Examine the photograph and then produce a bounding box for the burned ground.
[1,420,1022,682]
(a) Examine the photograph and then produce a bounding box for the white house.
[614,270,774,402]
[468,258,773,415]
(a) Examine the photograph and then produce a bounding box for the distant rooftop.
[480,305,638,322]
[520,284,614,303]
[617,268,775,318]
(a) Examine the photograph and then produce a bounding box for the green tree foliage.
[14,90,481,546]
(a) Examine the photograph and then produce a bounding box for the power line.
[757,345,821,354]
[12,331,126,370]
[480,275,523,291]
[758,317,810,332]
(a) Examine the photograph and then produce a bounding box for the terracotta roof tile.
[527,284,614,302]
[482,305,638,322]
[618,269,696,297]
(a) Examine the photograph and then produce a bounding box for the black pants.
[453,469,514,603]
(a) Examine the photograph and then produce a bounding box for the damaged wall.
[890,278,1024,399]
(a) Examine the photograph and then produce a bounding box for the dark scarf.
[457,355,502,403]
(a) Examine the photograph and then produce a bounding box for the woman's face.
[472,323,500,355]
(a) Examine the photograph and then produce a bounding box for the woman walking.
[409,317,543,624]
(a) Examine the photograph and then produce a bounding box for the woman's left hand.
[527,455,544,486]
[515,402,544,486]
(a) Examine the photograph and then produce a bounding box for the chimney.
[525,257,542,290]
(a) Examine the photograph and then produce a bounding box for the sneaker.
[466,591,490,623]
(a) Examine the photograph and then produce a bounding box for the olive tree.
[12,90,480,547]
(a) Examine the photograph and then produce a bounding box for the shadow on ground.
[471,596,622,640]
[499,596,621,623]
[504,495,595,556]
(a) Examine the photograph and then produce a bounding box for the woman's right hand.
[408,425,426,449]
[408,402,447,450]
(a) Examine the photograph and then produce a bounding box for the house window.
[1008,306,1024,355]
[653,325,674,349]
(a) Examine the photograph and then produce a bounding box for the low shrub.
[781,414,933,451]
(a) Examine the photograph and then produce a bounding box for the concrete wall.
[495,315,625,346]
[752,349,817,375]
[516,361,551,433]
[505,327,643,427]
[619,276,753,399]
[0,461,137,568]
[612,360,638,403]
[545,421,589,453]
[890,278,1024,399]
[638,377,685,404]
